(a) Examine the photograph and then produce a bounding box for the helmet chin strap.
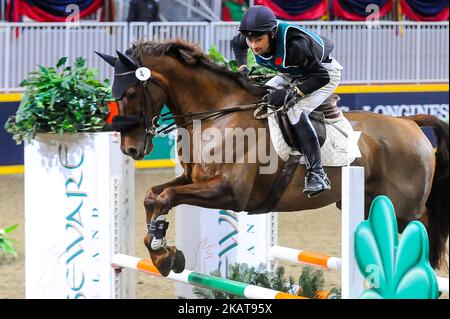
[268,29,277,51]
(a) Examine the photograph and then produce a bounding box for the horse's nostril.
[128,147,138,157]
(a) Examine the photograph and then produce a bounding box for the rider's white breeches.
[265,58,343,125]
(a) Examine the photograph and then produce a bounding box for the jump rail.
[111,254,310,299]
[270,242,449,294]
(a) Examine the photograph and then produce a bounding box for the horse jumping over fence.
[96,39,449,277]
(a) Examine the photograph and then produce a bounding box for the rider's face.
[247,34,271,55]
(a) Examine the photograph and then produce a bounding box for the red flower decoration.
[275,57,283,66]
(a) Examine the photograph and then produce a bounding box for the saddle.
[248,94,342,215]
[276,94,342,150]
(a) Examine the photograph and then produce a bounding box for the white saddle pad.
[267,111,356,166]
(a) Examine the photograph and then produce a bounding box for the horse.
[96,39,449,277]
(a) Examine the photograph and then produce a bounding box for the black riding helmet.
[239,5,277,38]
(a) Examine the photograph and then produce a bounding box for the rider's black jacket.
[232,27,334,95]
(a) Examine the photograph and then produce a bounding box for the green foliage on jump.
[192,262,336,299]
[0,224,18,258]
[4,57,113,145]
[192,263,293,299]
[208,45,239,72]
[297,265,325,298]
[355,195,439,299]
[208,45,276,80]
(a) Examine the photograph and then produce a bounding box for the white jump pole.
[341,166,365,299]
[437,277,449,294]
[270,245,342,270]
[112,254,305,299]
[270,166,366,299]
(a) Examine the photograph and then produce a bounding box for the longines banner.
[336,85,449,145]
[338,91,448,120]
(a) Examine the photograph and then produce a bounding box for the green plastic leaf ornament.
[355,195,439,299]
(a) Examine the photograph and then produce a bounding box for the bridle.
[112,68,169,152]
[112,68,271,143]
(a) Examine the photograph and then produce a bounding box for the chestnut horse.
[97,40,449,277]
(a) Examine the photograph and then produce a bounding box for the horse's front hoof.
[157,256,174,277]
[171,249,186,273]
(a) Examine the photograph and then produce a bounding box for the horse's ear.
[177,48,197,65]
[116,50,138,70]
[95,51,117,67]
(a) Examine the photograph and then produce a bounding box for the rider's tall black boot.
[291,112,331,198]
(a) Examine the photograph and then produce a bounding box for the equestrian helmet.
[239,6,277,38]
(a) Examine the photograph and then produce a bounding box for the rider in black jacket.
[232,6,343,197]
[127,0,161,22]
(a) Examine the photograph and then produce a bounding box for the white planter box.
[24,132,135,299]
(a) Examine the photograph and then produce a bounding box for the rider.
[232,5,343,197]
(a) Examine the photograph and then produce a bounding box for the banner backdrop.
[400,0,449,21]
[255,0,328,20]
[333,0,393,21]
[7,0,103,22]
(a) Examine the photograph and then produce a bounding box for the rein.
[139,74,297,137]
[153,102,268,136]
[113,68,272,138]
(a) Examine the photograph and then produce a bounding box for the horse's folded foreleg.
[145,175,238,276]
[144,174,189,210]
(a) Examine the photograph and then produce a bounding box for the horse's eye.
[127,91,137,99]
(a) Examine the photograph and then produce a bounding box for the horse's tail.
[408,114,449,270]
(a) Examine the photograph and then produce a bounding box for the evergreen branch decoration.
[192,263,334,299]
[355,195,439,299]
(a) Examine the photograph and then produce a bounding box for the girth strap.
[247,155,300,215]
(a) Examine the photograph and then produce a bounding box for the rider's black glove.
[265,88,297,107]
[238,66,250,77]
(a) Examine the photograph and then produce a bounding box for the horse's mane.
[127,39,267,96]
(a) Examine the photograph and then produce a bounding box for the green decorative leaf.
[56,57,67,68]
[4,57,113,144]
[0,237,18,257]
[75,57,86,68]
[0,225,18,258]
[208,45,228,65]
[228,60,238,72]
[207,46,276,82]
[355,195,439,299]
[38,65,50,77]
[4,224,18,233]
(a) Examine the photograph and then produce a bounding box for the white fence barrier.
[0,21,448,91]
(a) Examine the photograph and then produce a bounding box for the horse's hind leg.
[145,175,239,276]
